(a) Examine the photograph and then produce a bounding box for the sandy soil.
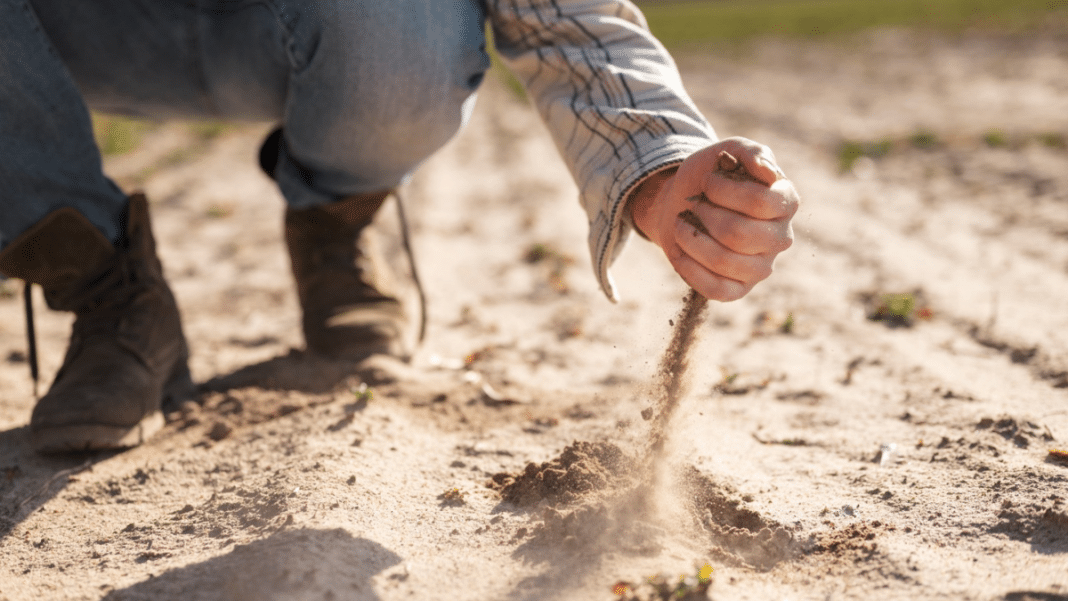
[2,28,1068,601]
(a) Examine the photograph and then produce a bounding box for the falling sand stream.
[643,150,761,461]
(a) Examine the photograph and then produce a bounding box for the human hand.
[628,137,799,301]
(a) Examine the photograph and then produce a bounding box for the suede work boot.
[0,195,192,453]
[285,192,411,360]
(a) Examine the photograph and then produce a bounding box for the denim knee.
[271,0,491,207]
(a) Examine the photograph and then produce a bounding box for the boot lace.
[23,256,140,396]
[393,190,427,345]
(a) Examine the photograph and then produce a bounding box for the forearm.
[486,0,716,300]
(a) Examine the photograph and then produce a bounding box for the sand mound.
[490,443,798,567]
[680,467,797,571]
[490,441,662,553]
[489,441,636,507]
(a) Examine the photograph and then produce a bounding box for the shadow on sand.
[0,425,114,541]
[198,349,411,395]
[100,527,402,601]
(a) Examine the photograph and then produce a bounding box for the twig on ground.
[15,457,95,513]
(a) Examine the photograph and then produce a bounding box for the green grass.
[92,115,233,158]
[837,127,1066,173]
[1038,132,1067,149]
[836,138,892,172]
[865,290,932,327]
[908,128,940,150]
[638,0,1068,47]
[982,128,1008,148]
[186,120,233,141]
[877,293,916,321]
[91,114,157,156]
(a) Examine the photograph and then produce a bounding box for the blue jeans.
[0,0,489,246]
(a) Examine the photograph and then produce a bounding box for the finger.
[700,176,800,221]
[669,249,751,302]
[715,137,783,186]
[689,202,794,256]
[674,218,774,284]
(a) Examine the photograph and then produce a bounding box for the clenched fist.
[628,137,800,301]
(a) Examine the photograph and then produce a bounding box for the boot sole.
[31,412,166,454]
[31,359,194,454]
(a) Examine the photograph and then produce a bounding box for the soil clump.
[490,442,662,553]
[489,441,636,507]
[490,447,798,567]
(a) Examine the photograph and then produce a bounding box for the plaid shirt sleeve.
[486,0,717,301]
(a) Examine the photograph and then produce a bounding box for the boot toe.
[29,348,170,453]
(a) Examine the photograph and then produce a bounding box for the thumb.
[717,138,784,188]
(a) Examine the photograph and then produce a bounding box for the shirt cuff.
[588,135,714,302]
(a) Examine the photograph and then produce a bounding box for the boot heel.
[163,358,195,406]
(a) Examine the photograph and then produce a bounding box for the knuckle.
[780,235,795,253]
[762,188,796,220]
[774,228,795,253]
[756,260,774,282]
[665,244,685,263]
[783,190,801,215]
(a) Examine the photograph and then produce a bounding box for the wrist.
[626,168,677,244]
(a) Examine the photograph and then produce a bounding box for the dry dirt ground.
[2,28,1068,601]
